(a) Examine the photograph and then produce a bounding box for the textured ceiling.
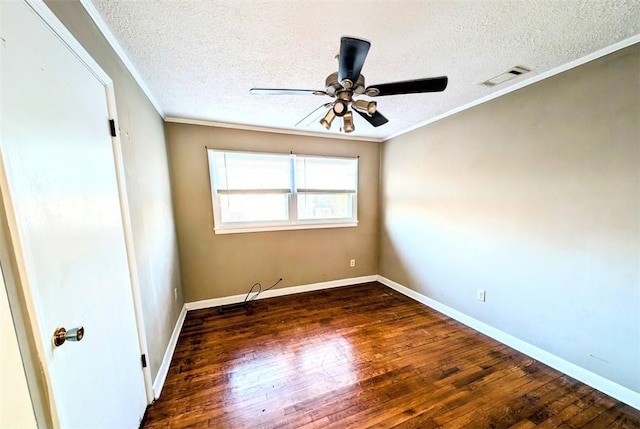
[89,0,640,140]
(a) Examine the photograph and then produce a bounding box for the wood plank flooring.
[142,282,640,428]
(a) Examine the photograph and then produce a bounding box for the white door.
[0,1,147,427]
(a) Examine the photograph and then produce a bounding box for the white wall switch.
[477,289,486,302]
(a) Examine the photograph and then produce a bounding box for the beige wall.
[165,123,379,302]
[380,45,639,392]
[46,1,183,381]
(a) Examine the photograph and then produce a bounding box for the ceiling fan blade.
[354,108,389,127]
[338,37,371,86]
[250,88,326,96]
[366,76,448,96]
[295,103,332,127]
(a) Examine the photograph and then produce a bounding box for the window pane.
[208,149,358,232]
[212,151,291,190]
[296,157,357,191]
[297,192,353,220]
[219,194,289,223]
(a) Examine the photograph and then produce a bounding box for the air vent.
[482,66,531,87]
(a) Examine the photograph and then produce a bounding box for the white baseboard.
[152,305,187,399]
[154,274,639,410]
[376,275,640,410]
[184,275,378,311]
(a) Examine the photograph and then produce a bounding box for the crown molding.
[78,0,165,117]
[165,117,383,143]
[385,34,640,142]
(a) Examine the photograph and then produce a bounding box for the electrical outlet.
[173,288,178,301]
[350,259,356,267]
[477,289,486,302]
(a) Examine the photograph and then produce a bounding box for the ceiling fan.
[250,36,448,134]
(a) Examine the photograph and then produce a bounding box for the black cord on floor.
[244,278,283,304]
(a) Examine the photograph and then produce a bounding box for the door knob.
[53,326,84,347]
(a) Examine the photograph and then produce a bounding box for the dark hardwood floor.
[142,282,640,428]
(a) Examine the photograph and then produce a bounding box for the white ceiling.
[88,0,640,141]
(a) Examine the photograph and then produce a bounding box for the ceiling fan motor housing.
[325,72,365,96]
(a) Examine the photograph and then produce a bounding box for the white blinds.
[207,149,358,230]
[210,151,291,192]
[295,156,357,192]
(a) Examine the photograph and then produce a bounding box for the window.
[207,149,358,233]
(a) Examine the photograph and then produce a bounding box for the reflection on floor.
[142,282,640,428]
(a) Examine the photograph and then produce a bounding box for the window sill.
[213,221,358,235]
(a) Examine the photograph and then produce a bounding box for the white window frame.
[207,149,358,234]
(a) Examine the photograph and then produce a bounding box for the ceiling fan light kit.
[320,109,336,130]
[342,111,355,133]
[353,99,377,115]
[250,36,449,134]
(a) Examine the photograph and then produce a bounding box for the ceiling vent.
[481,66,531,87]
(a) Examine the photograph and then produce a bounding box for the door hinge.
[109,119,117,137]
[141,354,147,368]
